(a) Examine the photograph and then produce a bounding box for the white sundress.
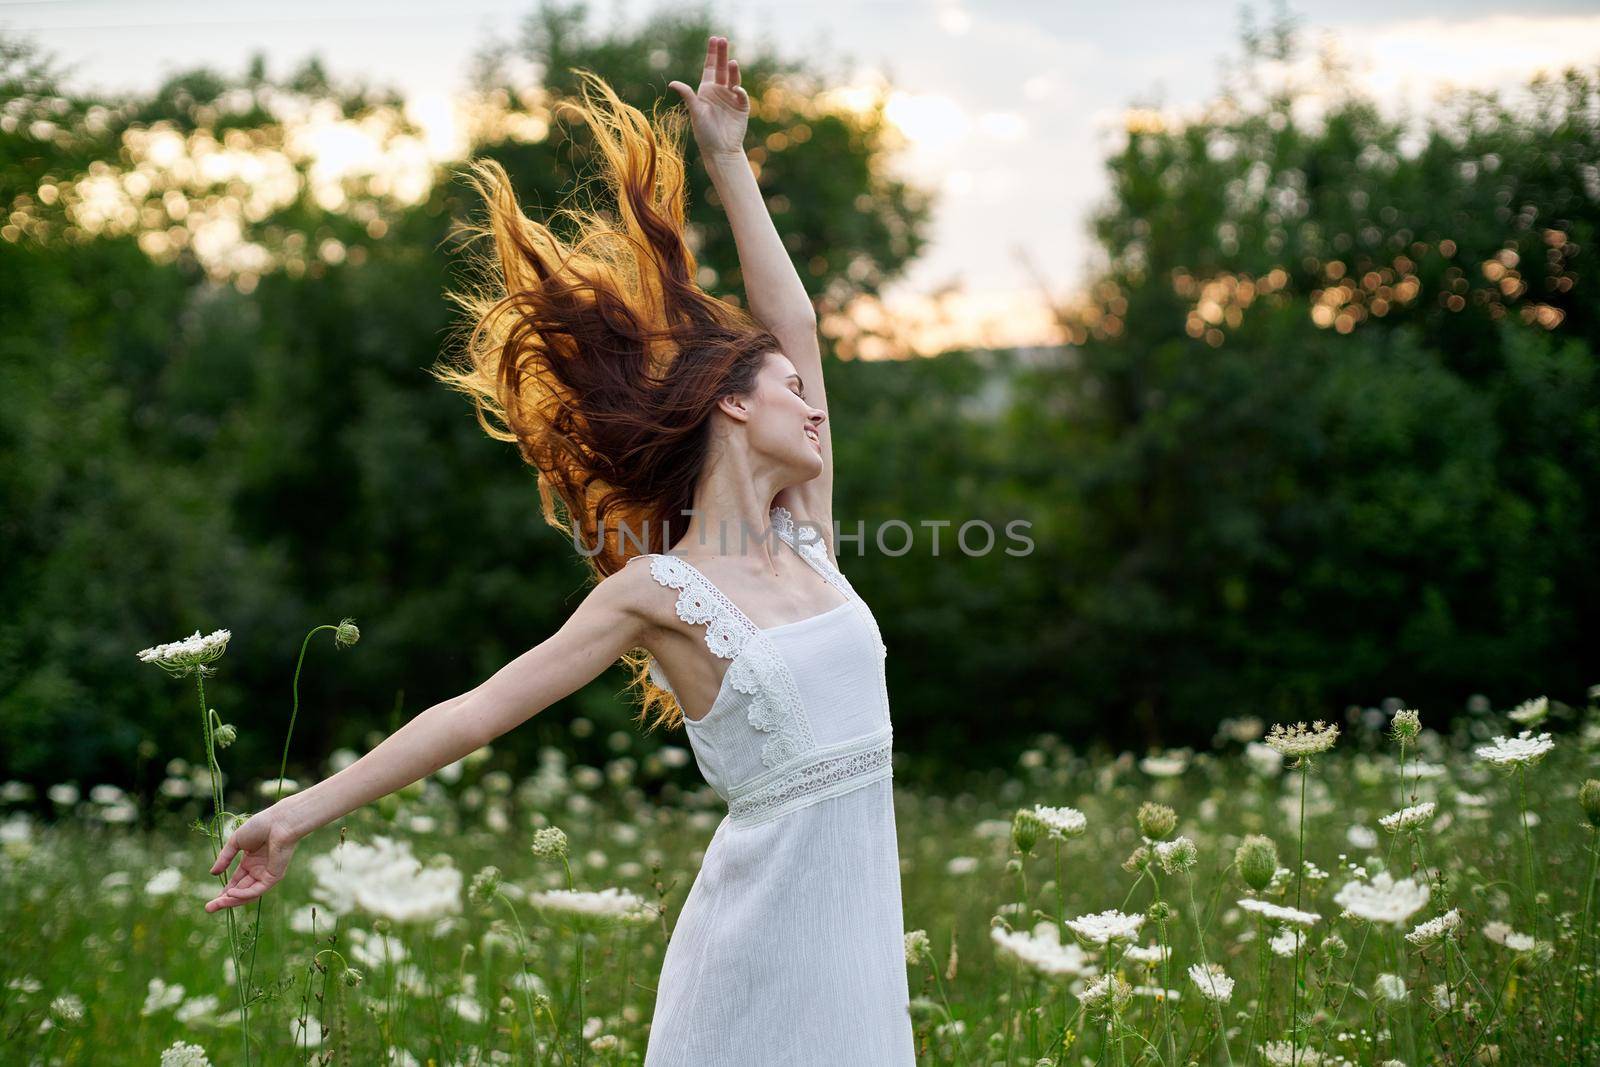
[638,504,916,1066]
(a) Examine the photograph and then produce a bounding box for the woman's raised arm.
[669,35,835,541]
[203,562,659,912]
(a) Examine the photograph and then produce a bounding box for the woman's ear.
[715,390,752,423]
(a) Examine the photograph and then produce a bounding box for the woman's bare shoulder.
[609,553,679,640]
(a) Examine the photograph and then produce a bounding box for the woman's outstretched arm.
[203,561,660,911]
[669,36,835,543]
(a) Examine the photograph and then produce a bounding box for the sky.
[5,0,1599,353]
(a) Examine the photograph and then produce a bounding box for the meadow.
[2,625,1597,1066]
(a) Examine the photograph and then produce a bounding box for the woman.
[203,35,916,1066]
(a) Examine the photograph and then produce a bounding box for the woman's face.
[731,350,826,480]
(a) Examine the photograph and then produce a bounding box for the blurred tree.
[1010,4,1600,747]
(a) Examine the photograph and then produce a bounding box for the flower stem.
[198,671,253,1067]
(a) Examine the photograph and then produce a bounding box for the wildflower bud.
[1236,834,1279,891]
[1147,900,1174,923]
[1012,808,1044,855]
[1320,933,1348,960]
[532,992,552,1013]
[373,918,391,934]
[1005,857,1023,874]
[1137,801,1178,840]
[1580,780,1600,828]
[1156,835,1198,875]
[904,929,931,964]
[469,865,502,906]
[1390,708,1421,744]
[1121,844,1151,874]
[334,617,361,648]
[498,995,515,1013]
[342,967,364,988]
[214,722,238,749]
[531,826,569,859]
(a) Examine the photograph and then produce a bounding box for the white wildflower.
[1076,973,1132,1016]
[990,921,1098,978]
[1139,754,1188,778]
[1333,869,1430,926]
[1244,741,1285,777]
[1264,720,1340,759]
[159,1042,213,1067]
[49,993,84,1023]
[1064,908,1145,945]
[309,835,461,924]
[1379,802,1437,833]
[1406,909,1462,946]
[526,887,654,930]
[1347,824,1379,850]
[174,995,220,1024]
[446,992,483,1024]
[530,826,569,858]
[1123,943,1170,966]
[1237,898,1320,926]
[1375,972,1408,1002]
[1033,805,1087,840]
[137,629,232,677]
[1269,929,1305,957]
[144,867,183,896]
[1507,696,1549,726]
[946,856,979,875]
[1187,962,1234,1003]
[346,928,409,969]
[142,978,186,1016]
[1259,1041,1321,1066]
[1474,730,1554,768]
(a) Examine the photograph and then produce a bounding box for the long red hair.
[431,70,781,730]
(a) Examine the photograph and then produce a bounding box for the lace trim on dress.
[646,551,818,769]
[726,726,894,828]
[770,504,888,658]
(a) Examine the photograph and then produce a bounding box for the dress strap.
[770,504,887,657]
[642,545,818,765]
[644,553,760,661]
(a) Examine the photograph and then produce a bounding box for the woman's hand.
[667,35,749,158]
[203,803,301,912]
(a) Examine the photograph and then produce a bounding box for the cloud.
[1331,13,1600,108]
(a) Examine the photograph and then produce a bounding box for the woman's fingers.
[703,36,718,83]
[210,838,238,875]
[728,59,740,89]
[205,865,272,911]
[666,80,697,107]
